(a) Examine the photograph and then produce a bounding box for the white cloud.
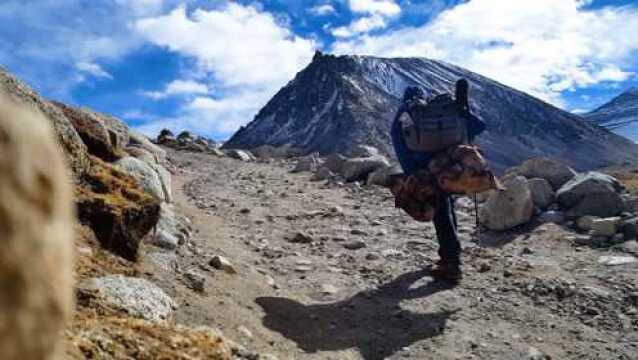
[142,79,211,100]
[76,61,113,80]
[330,0,400,38]
[350,0,401,16]
[332,0,638,105]
[332,14,387,38]
[135,3,316,136]
[309,4,336,16]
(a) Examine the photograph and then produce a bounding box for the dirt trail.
[145,148,638,360]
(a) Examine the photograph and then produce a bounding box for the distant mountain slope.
[224,52,638,171]
[585,88,638,142]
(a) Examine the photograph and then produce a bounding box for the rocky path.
[148,149,638,360]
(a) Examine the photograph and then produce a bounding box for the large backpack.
[399,84,470,153]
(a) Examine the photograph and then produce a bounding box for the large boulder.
[367,164,403,187]
[292,153,322,173]
[54,101,125,161]
[76,157,161,261]
[0,96,74,360]
[480,176,534,231]
[115,156,170,202]
[322,152,390,182]
[152,203,191,250]
[557,172,625,218]
[77,275,175,322]
[527,178,555,209]
[1,67,89,177]
[226,149,255,162]
[509,158,576,190]
[128,130,167,163]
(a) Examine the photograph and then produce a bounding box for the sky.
[1,0,638,141]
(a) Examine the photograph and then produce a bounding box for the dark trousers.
[433,192,460,262]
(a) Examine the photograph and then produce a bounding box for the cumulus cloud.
[332,0,638,105]
[76,62,113,80]
[350,0,401,16]
[142,79,210,100]
[135,3,316,136]
[309,4,337,16]
[330,0,400,38]
[0,0,177,97]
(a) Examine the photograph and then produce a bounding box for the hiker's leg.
[433,192,461,262]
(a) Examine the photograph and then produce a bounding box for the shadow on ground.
[256,270,456,360]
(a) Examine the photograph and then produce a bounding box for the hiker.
[390,80,486,282]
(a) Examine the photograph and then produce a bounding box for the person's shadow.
[256,270,457,360]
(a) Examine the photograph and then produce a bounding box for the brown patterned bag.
[389,170,438,222]
[428,145,502,195]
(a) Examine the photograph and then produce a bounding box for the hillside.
[585,88,638,141]
[225,52,638,172]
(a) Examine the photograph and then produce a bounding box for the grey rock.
[527,178,555,209]
[620,218,638,240]
[349,145,380,158]
[480,176,534,231]
[226,149,254,162]
[184,271,206,292]
[576,215,599,231]
[513,158,576,190]
[210,255,237,274]
[288,232,314,244]
[367,164,402,187]
[77,275,175,322]
[115,156,168,201]
[598,255,638,266]
[557,172,624,218]
[128,130,167,162]
[340,155,391,182]
[590,217,622,237]
[311,166,336,181]
[153,203,190,249]
[538,211,565,224]
[144,251,179,272]
[343,240,367,250]
[292,153,322,173]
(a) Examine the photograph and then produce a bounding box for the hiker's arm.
[391,108,416,173]
[467,113,486,142]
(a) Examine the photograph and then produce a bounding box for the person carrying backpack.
[390,79,486,283]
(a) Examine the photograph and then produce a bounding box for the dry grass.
[602,166,638,194]
[65,312,232,360]
[73,224,138,280]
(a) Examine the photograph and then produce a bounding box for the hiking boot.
[429,259,462,283]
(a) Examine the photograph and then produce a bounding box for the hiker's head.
[403,86,425,102]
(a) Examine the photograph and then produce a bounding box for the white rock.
[598,255,638,266]
[77,275,175,322]
[480,176,534,231]
[210,255,238,274]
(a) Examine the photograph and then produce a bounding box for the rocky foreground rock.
[0,95,74,360]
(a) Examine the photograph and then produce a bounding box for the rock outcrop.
[77,275,176,323]
[0,95,74,360]
[556,172,625,218]
[480,176,534,231]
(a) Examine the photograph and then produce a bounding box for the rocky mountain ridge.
[225,52,638,172]
[585,88,638,141]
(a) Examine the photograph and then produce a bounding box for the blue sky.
[1,0,638,141]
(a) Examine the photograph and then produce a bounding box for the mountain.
[585,88,638,141]
[224,52,638,172]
